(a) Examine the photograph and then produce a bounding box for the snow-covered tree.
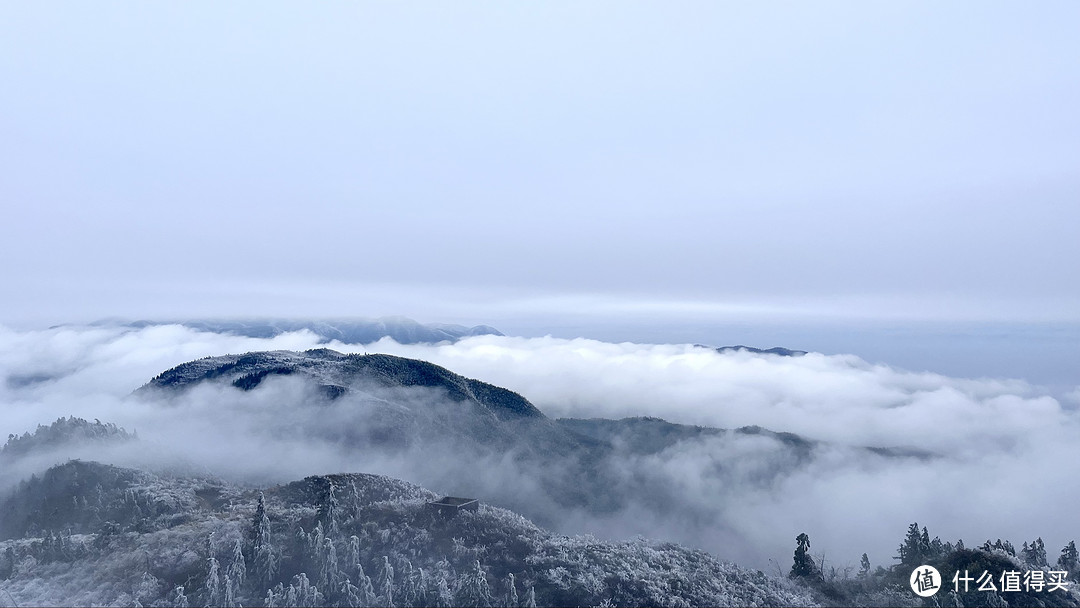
[897,523,925,566]
[790,533,820,580]
[171,585,189,608]
[204,557,222,607]
[457,560,492,607]
[1059,541,1079,574]
[433,572,454,608]
[318,536,340,591]
[223,574,235,608]
[858,554,870,579]
[504,572,519,607]
[379,555,395,607]
[250,492,278,588]
[226,539,246,591]
[522,586,537,608]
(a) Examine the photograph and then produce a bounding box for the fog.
[1,323,1077,573]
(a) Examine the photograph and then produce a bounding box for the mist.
[1,323,1077,574]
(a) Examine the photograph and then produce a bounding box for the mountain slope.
[0,460,818,607]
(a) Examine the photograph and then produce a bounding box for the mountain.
[0,459,817,607]
[105,316,503,344]
[712,345,808,357]
[1,417,136,462]
[134,350,932,526]
[138,350,542,422]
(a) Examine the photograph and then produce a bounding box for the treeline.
[788,524,1080,607]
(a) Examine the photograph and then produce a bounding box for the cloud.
[0,324,1077,574]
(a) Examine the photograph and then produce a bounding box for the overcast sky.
[2,2,1078,329]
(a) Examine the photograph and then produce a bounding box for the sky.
[1,2,1078,333]
[2,4,1079,584]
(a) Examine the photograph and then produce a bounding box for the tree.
[522,586,537,608]
[858,553,871,579]
[379,555,395,607]
[505,572,519,607]
[790,533,820,580]
[226,539,246,591]
[1059,541,1079,574]
[170,586,189,608]
[1032,538,1048,567]
[457,560,493,607]
[897,523,924,566]
[319,479,339,536]
[204,557,222,607]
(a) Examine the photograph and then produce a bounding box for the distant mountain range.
[708,344,808,357]
[92,316,503,344]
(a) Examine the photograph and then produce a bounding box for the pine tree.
[171,586,189,608]
[347,536,362,581]
[358,566,376,607]
[1059,541,1079,573]
[342,578,361,608]
[458,560,492,607]
[250,493,278,588]
[505,572,519,607]
[319,536,339,592]
[319,479,339,536]
[897,523,924,566]
[858,554,871,579]
[204,558,222,607]
[265,583,285,608]
[226,539,246,591]
[379,555,395,607]
[790,533,820,580]
[523,586,537,608]
[223,574,235,608]
[1033,538,1048,567]
[433,572,453,608]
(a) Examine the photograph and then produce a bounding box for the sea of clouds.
[1,323,1077,573]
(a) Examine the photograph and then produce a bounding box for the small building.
[427,496,479,517]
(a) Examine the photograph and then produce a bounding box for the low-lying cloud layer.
[1,323,1077,573]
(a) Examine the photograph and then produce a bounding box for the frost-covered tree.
[265,583,285,608]
[790,533,820,580]
[1059,541,1079,573]
[354,561,375,607]
[341,578,361,608]
[287,572,321,608]
[171,585,189,608]
[250,493,278,588]
[226,539,246,591]
[457,560,492,607]
[414,567,429,607]
[397,559,416,606]
[347,535,361,580]
[1027,538,1048,567]
[433,571,453,608]
[223,574,235,608]
[318,536,340,592]
[319,479,339,536]
[504,572,519,607]
[858,554,870,579]
[205,557,222,607]
[897,523,925,566]
[379,555,395,607]
[522,586,537,608]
